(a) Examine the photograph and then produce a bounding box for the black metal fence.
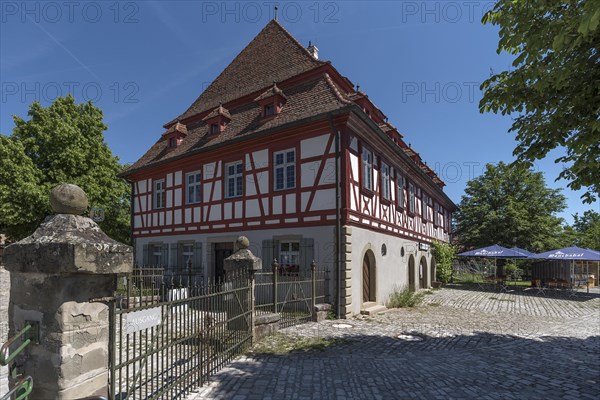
[109,269,252,400]
[255,261,330,328]
[109,262,329,399]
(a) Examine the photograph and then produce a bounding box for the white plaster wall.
[349,225,433,315]
[135,225,336,287]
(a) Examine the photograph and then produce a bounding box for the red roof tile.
[174,20,325,123]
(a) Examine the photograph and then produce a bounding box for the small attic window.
[211,123,220,134]
[264,104,275,117]
[169,137,177,148]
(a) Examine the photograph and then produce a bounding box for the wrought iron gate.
[108,270,252,400]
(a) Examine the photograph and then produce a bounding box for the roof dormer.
[162,121,187,150]
[254,82,287,119]
[203,104,231,135]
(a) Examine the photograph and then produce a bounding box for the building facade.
[122,20,456,317]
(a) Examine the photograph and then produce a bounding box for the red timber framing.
[129,118,345,238]
[341,113,453,244]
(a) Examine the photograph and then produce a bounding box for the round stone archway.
[362,249,377,303]
[408,255,416,291]
[419,256,428,289]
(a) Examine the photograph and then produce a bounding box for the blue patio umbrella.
[530,246,600,261]
[529,246,600,292]
[457,244,528,258]
[457,245,526,279]
[509,246,535,258]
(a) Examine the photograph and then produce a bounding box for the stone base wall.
[254,313,280,341]
[0,266,9,395]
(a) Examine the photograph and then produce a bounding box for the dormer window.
[203,104,231,135]
[255,82,287,120]
[264,104,275,117]
[162,122,187,151]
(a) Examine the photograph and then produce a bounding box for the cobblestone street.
[190,286,600,400]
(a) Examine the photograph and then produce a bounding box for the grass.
[249,333,340,354]
[386,286,425,308]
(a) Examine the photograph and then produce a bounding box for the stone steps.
[360,302,387,315]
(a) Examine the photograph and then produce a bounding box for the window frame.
[408,181,416,215]
[396,174,405,209]
[361,147,374,192]
[273,149,296,191]
[154,179,165,209]
[225,161,244,198]
[279,241,300,275]
[380,161,391,201]
[186,171,202,205]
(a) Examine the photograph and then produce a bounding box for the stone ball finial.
[236,236,250,250]
[50,184,89,215]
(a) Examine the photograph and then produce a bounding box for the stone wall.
[0,266,9,395]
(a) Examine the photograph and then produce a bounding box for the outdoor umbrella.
[509,246,534,258]
[457,245,527,279]
[529,246,600,293]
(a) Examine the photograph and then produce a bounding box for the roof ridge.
[171,20,325,124]
[323,73,352,105]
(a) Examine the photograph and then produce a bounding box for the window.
[186,172,201,204]
[151,244,165,266]
[264,104,275,117]
[210,123,219,134]
[397,175,405,208]
[408,182,415,214]
[226,161,244,198]
[154,180,165,209]
[274,149,295,190]
[362,147,373,191]
[381,162,391,200]
[422,192,430,221]
[280,241,300,274]
[182,243,194,269]
[435,203,443,227]
[169,137,177,148]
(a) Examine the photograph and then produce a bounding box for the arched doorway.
[408,255,416,291]
[419,256,428,289]
[362,250,376,303]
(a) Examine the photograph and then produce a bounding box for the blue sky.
[1,1,597,224]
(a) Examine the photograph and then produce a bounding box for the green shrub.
[431,241,456,283]
[386,286,425,308]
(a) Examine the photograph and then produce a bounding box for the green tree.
[572,210,600,249]
[431,241,456,284]
[480,0,600,203]
[455,162,566,252]
[0,95,130,243]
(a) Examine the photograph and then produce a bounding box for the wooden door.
[214,242,233,283]
[363,255,370,302]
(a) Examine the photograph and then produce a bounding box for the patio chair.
[534,280,546,296]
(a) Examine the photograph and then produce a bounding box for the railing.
[109,269,252,400]
[0,322,38,400]
[255,260,329,328]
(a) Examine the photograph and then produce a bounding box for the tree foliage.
[480,0,600,203]
[571,210,600,249]
[0,95,130,243]
[455,162,566,252]
[431,241,456,284]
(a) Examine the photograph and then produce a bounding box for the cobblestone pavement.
[189,286,600,400]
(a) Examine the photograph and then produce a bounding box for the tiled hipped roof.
[122,19,447,194]
[176,20,325,122]
[125,75,351,173]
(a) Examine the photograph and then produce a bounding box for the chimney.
[307,41,319,60]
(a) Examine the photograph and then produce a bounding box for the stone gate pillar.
[4,184,132,399]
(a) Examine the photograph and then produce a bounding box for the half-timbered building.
[122,20,457,317]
